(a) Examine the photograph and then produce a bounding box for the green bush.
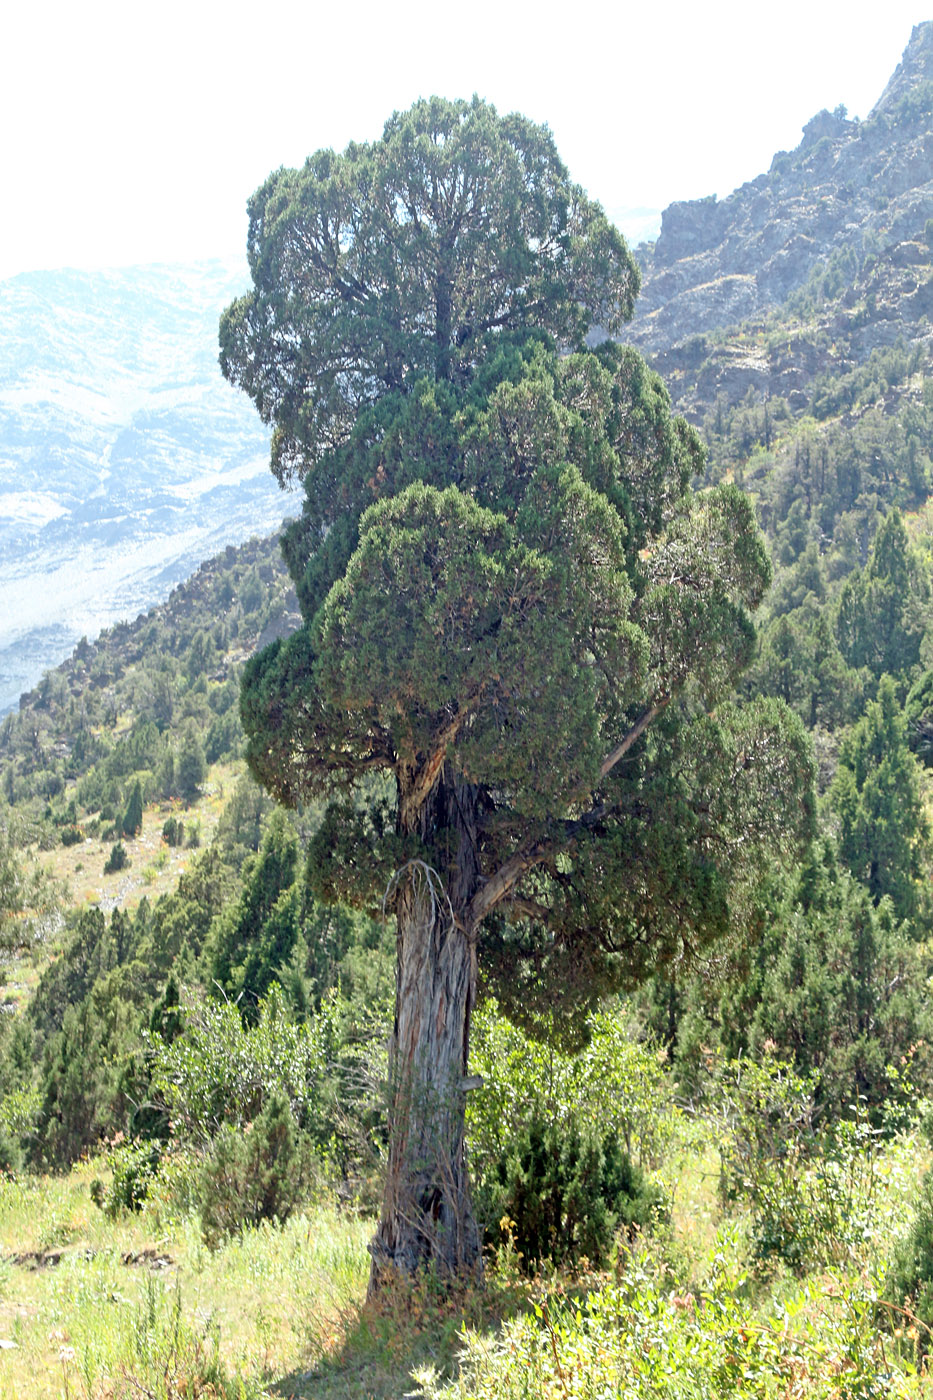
[198,1092,311,1247]
[91,1139,162,1216]
[104,841,129,875]
[161,816,185,847]
[413,1246,894,1399]
[478,1109,666,1271]
[148,991,341,1149]
[0,1127,22,1175]
[469,1002,680,1178]
[716,1057,879,1269]
[60,824,84,847]
[884,1169,933,1349]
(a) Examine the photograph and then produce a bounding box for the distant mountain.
[626,21,933,420]
[0,260,292,714]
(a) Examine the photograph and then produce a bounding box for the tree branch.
[398,709,472,830]
[465,705,672,932]
[467,839,556,931]
[599,697,670,778]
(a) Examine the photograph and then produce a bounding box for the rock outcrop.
[625,21,933,414]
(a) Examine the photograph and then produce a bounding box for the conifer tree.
[835,509,929,679]
[222,97,815,1287]
[121,779,143,839]
[830,674,930,923]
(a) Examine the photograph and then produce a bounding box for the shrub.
[104,842,129,875]
[716,1057,879,1269]
[478,1109,666,1272]
[413,1247,894,1399]
[198,1092,311,1247]
[469,1001,680,1178]
[162,816,185,847]
[884,1169,933,1349]
[60,824,84,847]
[0,1128,22,1175]
[91,1139,162,1216]
[148,990,341,1149]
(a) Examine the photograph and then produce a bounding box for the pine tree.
[121,780,143,839]
[830,674,930,923]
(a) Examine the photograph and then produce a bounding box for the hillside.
[0,260,294,715]
[627,20,933,421]
[3,43,933,1399]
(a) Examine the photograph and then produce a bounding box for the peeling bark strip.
[398,709,471,831]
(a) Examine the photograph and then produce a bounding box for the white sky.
[0,2,928,281]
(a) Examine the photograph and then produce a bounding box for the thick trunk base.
[368,848,482,1294]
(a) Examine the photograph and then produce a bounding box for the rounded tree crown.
[219,96,640,485]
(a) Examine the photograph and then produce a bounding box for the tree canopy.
[242,342,812,1025]
[219,96,639,485]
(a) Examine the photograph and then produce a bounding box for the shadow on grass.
[269,1267,534,1400]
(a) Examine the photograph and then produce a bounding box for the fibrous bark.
[368,769,483,1291]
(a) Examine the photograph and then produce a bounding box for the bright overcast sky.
[0,2,928,281]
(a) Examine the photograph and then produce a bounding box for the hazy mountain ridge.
[627,21,933,417]
[0,260,292,714]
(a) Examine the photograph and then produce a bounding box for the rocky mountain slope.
[626,21,933,422]
[0,261,291,714]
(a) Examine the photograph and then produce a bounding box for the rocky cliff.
[626,22,933,420]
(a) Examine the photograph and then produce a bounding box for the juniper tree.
[222,97,815,1288]
[830,674,930,923]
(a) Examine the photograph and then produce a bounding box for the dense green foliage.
[235,218,813,1046]
[480,1111,665,1270]
[220,96,639,485]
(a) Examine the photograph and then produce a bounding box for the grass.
[36,760,243,919]
[0,1160,372,1399]
[0,1113,927,1399]
[0,759,248,1021]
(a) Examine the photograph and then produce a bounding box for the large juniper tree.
[221,96,814,1287]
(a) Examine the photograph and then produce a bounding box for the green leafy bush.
[469,1002,679,1178]
[161,815,185,847]
[413,1242,893,1399]
[884,1169,933,1349]
[716,1057,879,1269]
[91,1138,162,1216]
[148,990,340,1149]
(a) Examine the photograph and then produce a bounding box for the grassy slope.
[0,1115,925,1397]
[2,758,242,1018]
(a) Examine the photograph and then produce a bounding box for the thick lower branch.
[599,697,670,778]
[467,839,556,929]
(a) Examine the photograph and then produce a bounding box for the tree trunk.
[368,767,483,1291]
